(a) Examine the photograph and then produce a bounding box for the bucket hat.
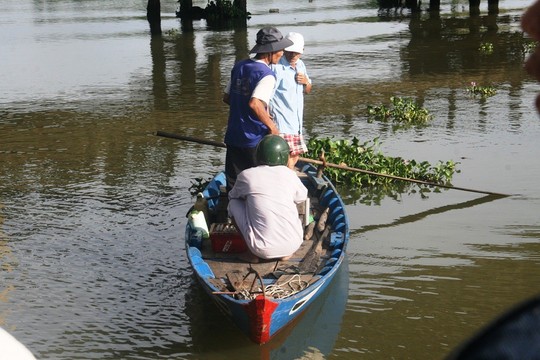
[249,27,294,54]
[284,32,305,54]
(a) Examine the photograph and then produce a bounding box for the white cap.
[284,32,304,54]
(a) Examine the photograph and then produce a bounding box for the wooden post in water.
[430,0,440,11]
[465,0,500,16]
[487,0,499,14]
[233,0,247,14]
[406,0,423,12]
[469,0,481,15]
[147,0,162,36]
[377,0,498,14]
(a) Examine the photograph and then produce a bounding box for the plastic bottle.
[188,210,209,239]
[193,192,209,223]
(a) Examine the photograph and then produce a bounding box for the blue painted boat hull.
[185,163,349,343]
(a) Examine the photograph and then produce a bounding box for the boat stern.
[245,294,279,344]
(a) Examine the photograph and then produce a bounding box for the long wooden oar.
[154,130,511,197]
[156,131,227,148]
[297,157,510,197]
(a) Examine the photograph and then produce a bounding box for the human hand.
[295,72,308,86]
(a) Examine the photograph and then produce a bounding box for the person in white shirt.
[0,327,36,360]
[228,135,308,262]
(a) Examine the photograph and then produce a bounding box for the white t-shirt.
[228,165,308,259]
[224,59,276,106]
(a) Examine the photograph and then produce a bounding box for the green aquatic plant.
[205,0,251,21]
[479,42,494,55]
[304,136,459,189]
[367,96,432,126]
[523,40,538,55]
[165,28,180,37]
[466,82,497,98]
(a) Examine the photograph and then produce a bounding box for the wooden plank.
[298,225,331,273]
[226,271,260,293]
[307,171,329,190]
[317,207,329,232]
[304,221,316,241]
[208,278,228,292]
[226,271,245,292]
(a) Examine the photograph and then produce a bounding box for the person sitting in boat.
[228,135,308,263]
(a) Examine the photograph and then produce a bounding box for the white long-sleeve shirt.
[228,165,308,259]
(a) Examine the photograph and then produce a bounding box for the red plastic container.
[210,223,247,253]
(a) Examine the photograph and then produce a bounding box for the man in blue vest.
[223,27,293,191]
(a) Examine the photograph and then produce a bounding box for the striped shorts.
[280,133,308,156]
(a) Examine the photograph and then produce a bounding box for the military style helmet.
[256,135,290,166]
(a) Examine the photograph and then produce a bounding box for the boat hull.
[185,163,349,344]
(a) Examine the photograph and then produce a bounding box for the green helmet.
[256,135,290,166]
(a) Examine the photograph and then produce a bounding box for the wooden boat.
[184,161,349,344]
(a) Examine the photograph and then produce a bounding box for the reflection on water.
[1,0,540,358]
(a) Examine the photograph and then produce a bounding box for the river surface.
[1,0,539,359]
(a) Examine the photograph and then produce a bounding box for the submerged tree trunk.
[233,0,247,13]
[487,0,499,14]
[147,0,162,36]
[469,0,481,16]
[428,0,441,12]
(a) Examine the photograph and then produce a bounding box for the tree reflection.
[405,13,529,76]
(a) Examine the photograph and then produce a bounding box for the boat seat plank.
[298,224,331,273]
[306,170,329,191]
[208,278,228,292]
[226,271,262,293]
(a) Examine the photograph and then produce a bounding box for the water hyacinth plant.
[523,40,538,55]
[304,136,459,188]
[367,96,432,126]
[479,42,494,55]
[466,81,497,98]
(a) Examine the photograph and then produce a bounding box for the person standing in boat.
[228,135,308,263]
[222,27,293,192]
[270,32,312,169]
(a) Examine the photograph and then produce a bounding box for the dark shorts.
[225,145,257,192]
[280,133,308,156]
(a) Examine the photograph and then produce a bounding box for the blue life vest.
[224,59,275,148]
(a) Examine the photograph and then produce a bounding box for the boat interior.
[187,164,347,300]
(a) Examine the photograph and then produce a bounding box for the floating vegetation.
[479,42,494,55]
[205,0,251,21]
[523,40,539,55]
[165,28,180,37]
[466,81,497,98]
[304,136,459,189]
[367,96,432,127]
